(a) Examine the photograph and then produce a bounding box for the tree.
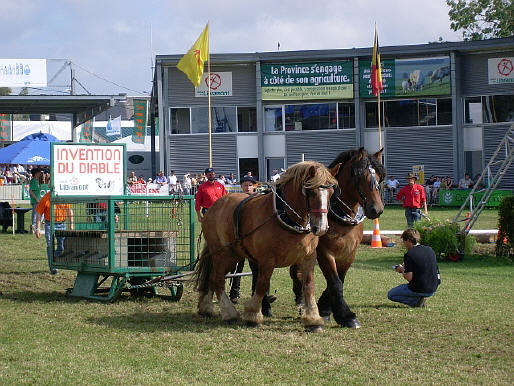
[0,87,12,96]
[447,0,514,40]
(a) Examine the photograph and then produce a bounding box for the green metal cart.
[49,195,195,302]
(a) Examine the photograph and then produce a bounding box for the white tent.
[13,121,72,141]
[112,136,159,151]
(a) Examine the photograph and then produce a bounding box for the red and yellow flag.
[177,24,209,88]
[371,24,383,97]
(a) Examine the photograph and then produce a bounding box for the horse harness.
[231,183,333,261]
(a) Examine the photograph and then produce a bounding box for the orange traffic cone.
[371,218,383,248]
[465,212,471,231]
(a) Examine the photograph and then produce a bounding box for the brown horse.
[194,161,338,332]
[290,148,385,328]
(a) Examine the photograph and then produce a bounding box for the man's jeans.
[405,208,421,228]
[44,221,66,273]
[31,203,38,230]
[388,284,434,307]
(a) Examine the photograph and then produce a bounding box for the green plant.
[497,195,514,258]
[415,219,476,259]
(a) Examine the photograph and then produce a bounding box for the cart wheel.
[168,283,183,301]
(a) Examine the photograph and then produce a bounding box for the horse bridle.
[274,183,335,233]
[331,162,380,223]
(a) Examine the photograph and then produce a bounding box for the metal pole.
[208,45,212,168]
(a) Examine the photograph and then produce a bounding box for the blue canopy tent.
[0,133,60,166]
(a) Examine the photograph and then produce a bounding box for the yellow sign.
[412,165,424,185]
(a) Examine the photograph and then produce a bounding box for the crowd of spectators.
[385,173,477,205]
[0,163,51,186]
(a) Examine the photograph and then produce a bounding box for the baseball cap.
[205,167,215,173]
[241,175,256,184]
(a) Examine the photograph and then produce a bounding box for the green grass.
[0,210,512,385]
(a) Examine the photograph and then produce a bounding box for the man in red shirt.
[396,173,428,227]
[195,167,227,223]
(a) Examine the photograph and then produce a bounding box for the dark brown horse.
[290,148,385,328]
[194,161,338,332]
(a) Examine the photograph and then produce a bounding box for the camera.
[392,264,400,270]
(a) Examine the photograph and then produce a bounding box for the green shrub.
[415,219,476,260]
[497,195,514,258]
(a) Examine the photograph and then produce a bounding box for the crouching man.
[388,228,440,308]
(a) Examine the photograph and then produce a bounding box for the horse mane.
[328,147,386,179]
[277,161,337,191]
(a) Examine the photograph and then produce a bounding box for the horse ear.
[308,165,317,178]
[329,163,341,177]
[374,148,384,164]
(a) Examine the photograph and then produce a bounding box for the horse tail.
[193,244,213,292]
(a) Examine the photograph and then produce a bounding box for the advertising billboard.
[359,56,450,98]
[52,143,125,196]
[261,61,353,100]
[0,59,47,87]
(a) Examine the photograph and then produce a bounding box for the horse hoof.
[224,318,239,325]
[344,318,361,329]
[305,325,323,333]
[198,311,215,318]
[245,321,260,328]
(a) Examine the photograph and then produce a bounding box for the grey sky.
[3,0,461,95]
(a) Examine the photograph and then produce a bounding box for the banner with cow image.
[359,56,450,98]
[51,143,126,197]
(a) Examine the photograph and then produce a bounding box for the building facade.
[153,37,514,187]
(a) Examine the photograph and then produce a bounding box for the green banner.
[438,189,512,207]
[359,56,450,98]
[22,183,50,200]
[0,113,11,141]
[261,61,353,100]
[79,119,94,143]
[132,99,147,144]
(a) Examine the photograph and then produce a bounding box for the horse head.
[330,147,385,219]
[278,161,338,236]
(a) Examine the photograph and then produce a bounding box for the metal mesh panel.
[51,196,194,273]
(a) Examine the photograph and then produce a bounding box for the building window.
[212,107,237,133]
[237,107,257,132]
[464,97,482,124]
[338,102,355,129]
[191,107,209,133]
[170,108,190,134]
[483,94,514,123]
[366,98,453,128]
[264,106,283,132]
[284,103,337,131]
[365,102,378,128]
[437,98,452,125]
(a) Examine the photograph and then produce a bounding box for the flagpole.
[207,24,212,168]
[378,91,382,149]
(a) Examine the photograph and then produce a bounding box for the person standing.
[396,173,428,227]
[182,173,192,195]
[270,168,281,183]
[195,167,227,223]
[29,168,42,234]
[168,170,178,194]
[388,229,440,308]
[35,190,74,274]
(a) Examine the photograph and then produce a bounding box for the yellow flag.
[177,24,209,87]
